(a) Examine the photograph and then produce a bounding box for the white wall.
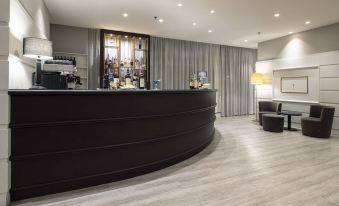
[272,67,319,103]
[9,0,50,89]
[258,23,339,61]
[0,0,50,205]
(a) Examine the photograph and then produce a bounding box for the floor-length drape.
[88,29,101,89]
[150,36,256,116]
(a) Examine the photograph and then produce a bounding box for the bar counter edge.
[8,89,217,201]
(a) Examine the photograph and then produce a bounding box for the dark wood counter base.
[9,90,217,201]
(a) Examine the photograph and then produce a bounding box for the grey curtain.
[88,29,101,89]
[150,36,256,117]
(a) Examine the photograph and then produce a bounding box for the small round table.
[280,110,302,131]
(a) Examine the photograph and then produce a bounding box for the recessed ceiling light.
[305,21,311,25]
[158,19,164,23]
[177,3,183,7]
[124,36,128,38]
[289,31,293,34]
[210,10,215,14]
[123,13,128,17]
[244,39,248,42]
[274,13,280,18]
[192,22,197,26]
[208,29,212,33]
[138,37,142,40]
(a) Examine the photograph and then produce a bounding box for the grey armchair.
[258,101,282,125]
[301,105,335,138]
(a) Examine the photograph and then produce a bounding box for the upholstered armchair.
[258,101,282,125]
[301,105,335,138]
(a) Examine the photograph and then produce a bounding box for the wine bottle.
[189,75,195,89]
[125,69,131,85]
[104,54,109,73]
[138,40,142,49]
[124,58,128,67]
[73,57,76,67]
[193,74,198,89]
[139,72,145,89]
[132,73,138,88]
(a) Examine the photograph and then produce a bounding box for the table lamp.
[23,37,53,89]
[250,73,264,120]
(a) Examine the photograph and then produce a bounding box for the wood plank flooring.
[13,116,339,206]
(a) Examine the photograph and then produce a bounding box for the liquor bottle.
[138,40,142,49]
[113,69,120,89]
[132,73,138,88]
[102,74,109,89]
[124,58,128,67]
[120,59,124,67]
[193,74,198,89]
[125,69,131,85]
[139,72,145,89]
[135,59,139,69]
[104,54,109,73]
[189,76,195,89]
[113,57,117,67]
[198,78,203,88]
[73,57,77,67]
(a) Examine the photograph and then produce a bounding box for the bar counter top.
[8,89,217,95]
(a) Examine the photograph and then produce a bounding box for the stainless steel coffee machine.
[34,57,82,89]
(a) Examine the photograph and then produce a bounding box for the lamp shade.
[23,37,53,60]
[250,73,264,85]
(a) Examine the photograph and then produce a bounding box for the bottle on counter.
[125,69,131,85]
[139,72,145,89]
[189,76,195,89]
[113,69,120,89]
[193,74,198,89]
[132,73,139,88]
[72,57,77,67]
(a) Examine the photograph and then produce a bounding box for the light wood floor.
[13,116,339,206]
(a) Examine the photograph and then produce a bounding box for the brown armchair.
[258,101,282,125]
[301,105,335,138]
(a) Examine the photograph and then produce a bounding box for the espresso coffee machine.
[33,57,82,89]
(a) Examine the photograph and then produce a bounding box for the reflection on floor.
[13,116,339,206]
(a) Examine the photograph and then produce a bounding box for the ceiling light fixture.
[274,13,280,17]
[192,22,197,26]
[177,3,183,7]
[208,29,212,33]
[244,39,248,42]
[305,21,311,25]
[158,19,164,23]
[289,31,293,34]
[210,10,215,14]
[123,13,128,17]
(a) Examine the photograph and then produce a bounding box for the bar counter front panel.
[9,90,217,201]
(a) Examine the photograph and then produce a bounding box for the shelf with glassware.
[100,30,150,90]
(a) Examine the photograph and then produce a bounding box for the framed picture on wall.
[281,76,308,94]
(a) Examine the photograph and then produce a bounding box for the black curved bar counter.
[8,89,217,201]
